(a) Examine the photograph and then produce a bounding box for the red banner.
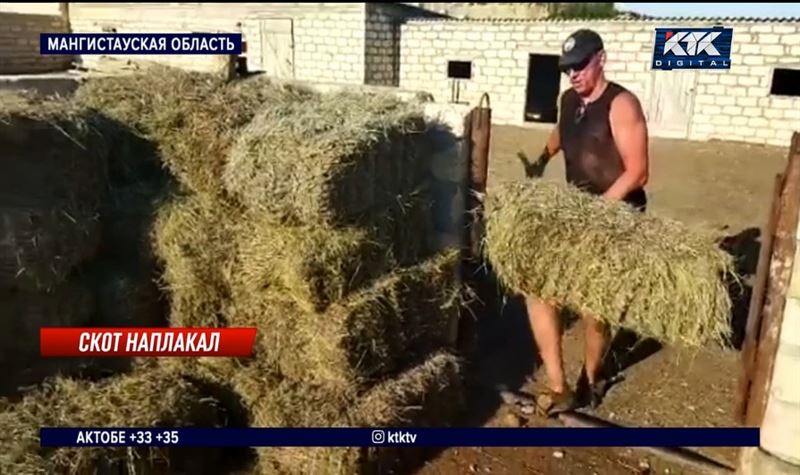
[40,328,257,357]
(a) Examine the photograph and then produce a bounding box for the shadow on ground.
[720,226,761,350]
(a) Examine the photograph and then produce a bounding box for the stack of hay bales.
[0,68,466,474]
[483,180,736,348]
[0,91,111,394]
[154,86,465,474]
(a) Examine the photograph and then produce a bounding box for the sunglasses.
[560,51,599,76]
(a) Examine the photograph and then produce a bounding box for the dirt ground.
[415,124,789,475]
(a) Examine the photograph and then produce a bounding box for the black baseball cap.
[559,29,604,71]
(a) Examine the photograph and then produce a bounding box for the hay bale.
[223,90,431,227]
[81,259,167,328]
[227,249,462,389]
[242,351,463,475]
[0,91,110,207]
[354,351,464,428]
[0,280,95,396]
[0,204,101,292]
[103,124,163,187]
[0,364,229,475]
[152,192,244,327]
[0,93,110,291]
[233,212,393,313]
[74,66,317,195]
[0,279,94,355]
[230,359,361,475]
[483,180,735,347]
[233,185,435,312]
[373,185,435,266]
[99,178,172,268]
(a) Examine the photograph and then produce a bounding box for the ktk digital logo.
[652,27,733,70]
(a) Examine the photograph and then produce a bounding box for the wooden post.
[457,94,492,356]
[467,93,491,259]
[745,132,800,427]
[736,172,784,423]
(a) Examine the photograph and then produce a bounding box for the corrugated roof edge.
[404,16,800,24]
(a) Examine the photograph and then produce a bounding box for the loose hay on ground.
[74,66,317,195]
[152,192,244,327]
[223,90,431,227]
[0,364,227,474]
[483,180,735,348]
[226,249,462,390]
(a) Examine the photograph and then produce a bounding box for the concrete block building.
[399,17,800,146]
[65,2,439,85]
[2,3,798,147]
[0,4,70,74]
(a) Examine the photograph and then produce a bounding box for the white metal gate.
[645,69,698,139]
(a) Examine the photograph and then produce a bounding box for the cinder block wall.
[0,3,62,16]
[365,4,400,86]
[68,4,243,73]
[291,7,366,84]
[69,3,367,83]
[400,19,800,147]
[0,12,72,74]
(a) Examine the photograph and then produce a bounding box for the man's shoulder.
[610,86,644,113]
[609,87,647,126]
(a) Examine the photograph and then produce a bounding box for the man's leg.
[526,297,565,393]
[583,315,611,407]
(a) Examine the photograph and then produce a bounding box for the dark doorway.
[524,54,560,123]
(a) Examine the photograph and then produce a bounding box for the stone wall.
[400,18,800,147]
[0,12,72,74]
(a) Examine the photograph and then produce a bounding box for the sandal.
[576,368,613,409]
[545,387,579,417]
[587,379,610,409]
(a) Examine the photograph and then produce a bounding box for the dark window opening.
[525,54,560,124]
[447,60,472,79]
[770,68,800,97]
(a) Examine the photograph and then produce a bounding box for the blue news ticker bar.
[40,427,760,448]
[40,33,242,55]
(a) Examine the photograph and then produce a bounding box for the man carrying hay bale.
[520,29,650,415]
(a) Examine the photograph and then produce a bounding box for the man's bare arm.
[518,126,561,178]
[541,126,561,162]
[604,92,649,200]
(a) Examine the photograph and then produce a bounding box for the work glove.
[517,151,548,179]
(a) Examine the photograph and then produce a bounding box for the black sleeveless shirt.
[558,81,647,210]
